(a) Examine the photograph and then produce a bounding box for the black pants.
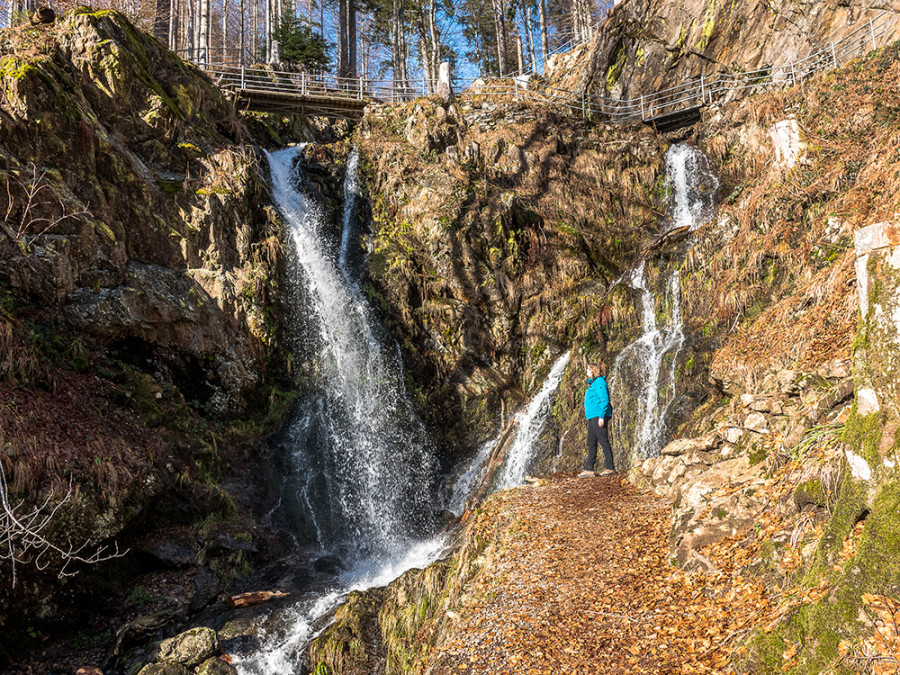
[585,416,614,472]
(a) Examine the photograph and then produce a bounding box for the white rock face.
[770,119,807,171]
[744,412,769,433]
[857,387,881,416]
[845,450,872,482]
[855,222,900,318]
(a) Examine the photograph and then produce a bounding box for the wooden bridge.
[196,11,891,128]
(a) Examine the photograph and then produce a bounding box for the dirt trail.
[426,476,763,674]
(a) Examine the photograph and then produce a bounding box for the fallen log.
[226,590,290,609]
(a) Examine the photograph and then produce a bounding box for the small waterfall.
[495,352,570,490]
[448,433,499,516]
[611,144,717,461]
[238,147,442,673]
[665,143,718,231]
[447,352,571,511]
[611,263,684,459]
[339,147,362,287]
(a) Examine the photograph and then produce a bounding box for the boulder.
[197,657,239,675]
[75,668,103,675]
[743,412,769,434]
[660,434,719,457]
[138,665,191,675]
[157,627,217,667]
[777,369,801,395]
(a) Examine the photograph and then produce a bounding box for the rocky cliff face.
[309,19,900,675]
[354,98,665,461]
[0,10,309,651]
[549,0,900,101]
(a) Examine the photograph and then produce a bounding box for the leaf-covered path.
[426,475,768,674]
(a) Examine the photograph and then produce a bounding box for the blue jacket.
[584,376,611,420]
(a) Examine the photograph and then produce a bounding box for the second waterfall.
[611,143,718,462]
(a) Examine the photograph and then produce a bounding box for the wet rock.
[139,535,197,568]
[75,668,103,675]
[197,657,238,675]
[313,555,343,574]
[137,664,190,675]
[157,627,217,667]
[190,566,224,612]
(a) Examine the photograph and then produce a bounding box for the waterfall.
[448,351,571,512]
[237,147,443,674]
[665,143,718,232]
[611,144,717,461]
[339,147,362,287]
[494,352,570,490]
[448,433,499,516]
[268,145,436,557]
[610,263,684,459]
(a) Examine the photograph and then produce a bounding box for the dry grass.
[691,42,900,377]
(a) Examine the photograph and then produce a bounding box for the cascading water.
[611,144,717,461]
[494,352,571,490]
[270,145,436,556]
[610,263,684,459]
[447,351,571,512]
[236,146,443,673]
[339,147,362,288]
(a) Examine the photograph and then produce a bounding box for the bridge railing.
[188,10,892,120]
[462,10,893,123]
[200,62,431,105]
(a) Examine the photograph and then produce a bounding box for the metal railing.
[186,10,893,120]
[461,11,893,123]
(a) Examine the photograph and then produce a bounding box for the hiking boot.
[598,469,615,476]
[577,470,595,478]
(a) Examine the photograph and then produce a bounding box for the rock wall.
[550,0,900,102]
[0,9,311,649]
[355,98,665,463]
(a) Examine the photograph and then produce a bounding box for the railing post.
[240,65,245,90]
[640,94,645,121]
[870,17,877,50]
[581,91,586,119]
[359,77,363,100]
[790,61,796,87]
[700,74,706,104]
[831,41,838,68]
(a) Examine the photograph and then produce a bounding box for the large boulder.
[157,627,218,668]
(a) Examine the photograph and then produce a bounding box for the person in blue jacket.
[579,362,614,477]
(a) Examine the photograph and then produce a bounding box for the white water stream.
[236,146,444,673]
[495,352,571,489]
[611,144,717,460]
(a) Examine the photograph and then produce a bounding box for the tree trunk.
[516,34,523,73]
[538,0,547,63]
[168,0,178,51]
[154,0,170,45]
[392,0,407,89]
[524,3,536,71]
[491,0,507,76]
[199,0,209,63]
[428,0,439,89]
[337,0,347,76]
